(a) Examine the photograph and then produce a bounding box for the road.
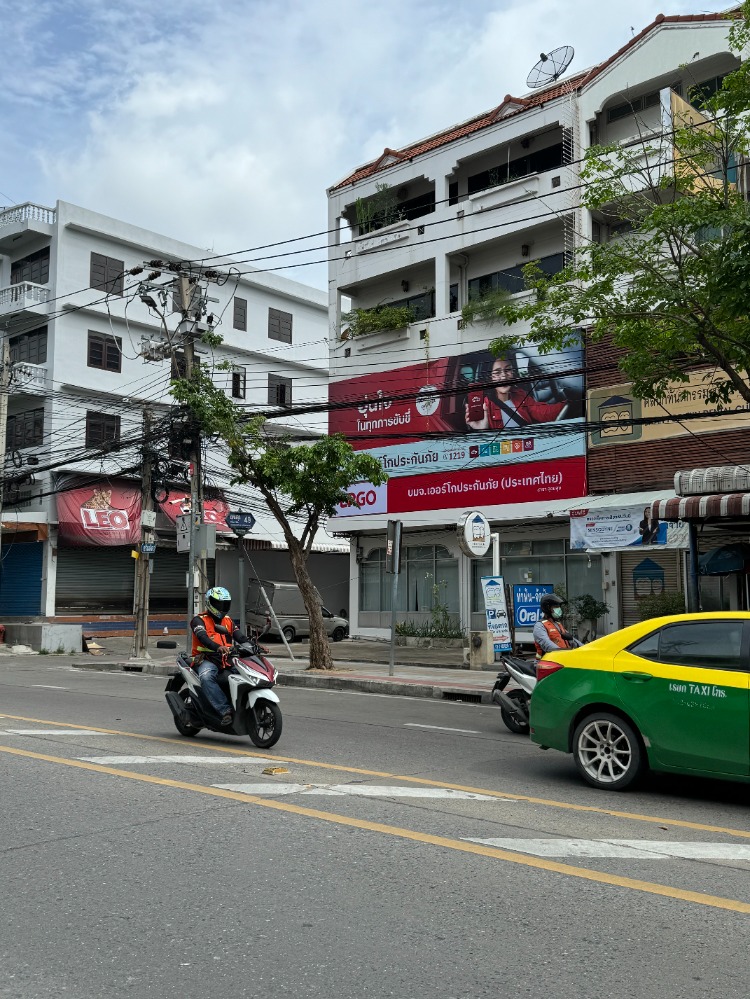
[1,655,749,999]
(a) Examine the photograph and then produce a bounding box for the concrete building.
[0,200,347,633]
[325,10,744,643]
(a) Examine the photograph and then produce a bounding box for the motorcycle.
[491,654,537,735]
[165,625,282,749]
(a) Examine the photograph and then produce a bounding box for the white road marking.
[32,685,68,690]
[404,723,480,734]
[214,782,497,799]
[463,838,750,859]
[78,755,277,765]
[5,729,107,736]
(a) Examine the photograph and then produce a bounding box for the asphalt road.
[1,656,749,999]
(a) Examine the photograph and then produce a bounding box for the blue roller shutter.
[0,541,43,615]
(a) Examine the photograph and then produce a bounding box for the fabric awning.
[652,493,750,522]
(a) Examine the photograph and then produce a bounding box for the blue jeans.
[196,659,232,717]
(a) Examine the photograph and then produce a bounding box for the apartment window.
[9,327,47,364]
[85,411,121,449]
[448,182,459,206]
[468,252,565,300]
[268,307,293,344]
[385,289,435,322]
[87,331,122,372]
[90,252,124,296]
[231,368,246,399]
[233,297,247,331]
[689,75,726,108]
[467,141,564,195]
[606,90,661,123]
[6,408,44,450]
[268,374,292,408]
[11,247,50,286]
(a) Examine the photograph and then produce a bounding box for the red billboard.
[158,492,232,533]
[330,341,587,517]
[56,480,141,546]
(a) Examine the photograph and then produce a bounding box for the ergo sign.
[336,482,387,517]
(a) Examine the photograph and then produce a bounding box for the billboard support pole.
[386,520,403,677]
[491,532,500,576]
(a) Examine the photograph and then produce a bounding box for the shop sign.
[159,493,232,533]
[481,576,512,652]
[512,584,553,627]
[56,481,141,547]
[570,506,689,551]
[457,511,491,558]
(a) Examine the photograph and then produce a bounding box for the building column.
[41,528,58,618]
[435,251,452,320]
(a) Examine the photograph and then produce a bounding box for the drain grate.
[441,691,482,703]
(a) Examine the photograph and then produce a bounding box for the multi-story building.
[325,10,744,642]
[0,200,347,631]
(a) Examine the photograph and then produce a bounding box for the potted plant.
[571,593,610,641]
[341,304,416,339]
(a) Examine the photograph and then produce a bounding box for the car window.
[321,608,332,618]
[657,621,744,671]
[629,629,661,661]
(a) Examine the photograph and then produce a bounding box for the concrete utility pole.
[0,339,10,564]
[131,408,155,660]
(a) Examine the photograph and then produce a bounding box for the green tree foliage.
[466,5,750,408]
[171,368,386,670]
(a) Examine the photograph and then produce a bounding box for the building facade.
[0,200,346,630]
[325,11,745,643]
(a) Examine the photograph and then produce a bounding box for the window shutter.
[233,297,247,331]
[268,307,293,344]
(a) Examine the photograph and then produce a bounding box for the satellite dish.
[526,45,575,89]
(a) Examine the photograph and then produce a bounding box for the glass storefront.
[360,544,459,628]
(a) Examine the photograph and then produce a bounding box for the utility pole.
[132,408,155,660]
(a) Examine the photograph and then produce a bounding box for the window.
[268,307,293,344]
[656,621,744,671]
[9,327,47,365]
[6,408,44,450]
[11,247,50,286]
[467,142,564,196]
[233,297,247,331]
[360,545,459,618]
[87,332,122,372]
[231,368,246,399]
[606,89,661,123]
[90,252,124,296]
[382,289,435,322]
[448,182,459,206]
[268,374,292,408]
[468,252,565,300]
[629,630,661,662]
[689,75,726,108]
[85,411,121,449]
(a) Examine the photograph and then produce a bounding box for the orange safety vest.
[534,618,571,658]
[192,613,235,656]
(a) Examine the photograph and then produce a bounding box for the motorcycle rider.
[191,586,249,726]
[533,593,580,657]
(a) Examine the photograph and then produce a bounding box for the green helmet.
[206,586,231,620]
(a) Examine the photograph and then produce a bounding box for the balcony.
[10,362,48,396]
[0,283,51,329]
[0,202,56,251]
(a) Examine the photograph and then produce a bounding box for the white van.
[246,578,349,643]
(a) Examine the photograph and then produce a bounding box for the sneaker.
[220,712,234,727]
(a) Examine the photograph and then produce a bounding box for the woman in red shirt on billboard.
[464,355,568,430]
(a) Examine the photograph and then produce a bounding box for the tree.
[171,368,386,671]
[465,6,750,409]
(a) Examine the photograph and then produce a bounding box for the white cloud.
[0,0,733,287]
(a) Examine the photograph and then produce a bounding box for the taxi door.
[613,619,750,776]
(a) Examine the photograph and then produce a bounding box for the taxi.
[530,612,750,791]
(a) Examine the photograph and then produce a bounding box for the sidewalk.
[71,637,500,704]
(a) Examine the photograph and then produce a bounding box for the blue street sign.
[226,510,256,535]
[141,542,157,554]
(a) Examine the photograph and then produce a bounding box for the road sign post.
[226,510,256,636]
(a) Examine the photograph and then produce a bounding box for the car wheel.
[331,627,346,642]
[282,626,296,644]
[572,712,645,791]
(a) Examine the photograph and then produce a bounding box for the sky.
[0,0,733,289]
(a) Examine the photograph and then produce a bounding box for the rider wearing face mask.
[533,593,575,657]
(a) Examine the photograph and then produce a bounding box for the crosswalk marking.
[214,783,498,799]
[463,838,750,859]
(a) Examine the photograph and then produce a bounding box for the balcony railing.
[10,362,48,396]
[0,203,56,228]
[0,282,51,315]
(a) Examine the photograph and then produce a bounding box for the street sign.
[141,542,157,554]
[226,510,256,537]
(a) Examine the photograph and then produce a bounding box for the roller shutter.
[619,549,684,627]
[148,548,214,611]
[56,547,134,611]
[0,541,43,615]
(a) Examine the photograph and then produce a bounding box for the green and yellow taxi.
[530,612,750,791]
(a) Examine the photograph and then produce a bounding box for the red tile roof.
[329,9,740,193]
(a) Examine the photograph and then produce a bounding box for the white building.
[0,200,347,631]
[325,11,741,643]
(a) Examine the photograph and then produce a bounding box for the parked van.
[246,578,349,643]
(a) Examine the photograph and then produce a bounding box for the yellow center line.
[1,742,748,915]
[2,711,749,840]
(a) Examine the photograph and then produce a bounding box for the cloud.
[0,0,732,287]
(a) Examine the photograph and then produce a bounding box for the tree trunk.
[287,538,334,671]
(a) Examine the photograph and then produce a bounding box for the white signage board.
[457,511,492,558]
[481,575,512,653]
[570,505,689,551]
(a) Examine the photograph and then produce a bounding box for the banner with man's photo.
[329,339,587,517]
[569,506,689,551]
